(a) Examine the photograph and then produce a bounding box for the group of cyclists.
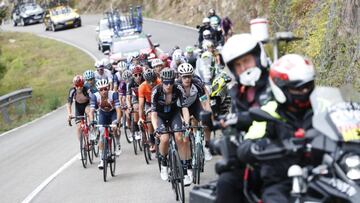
[66,8,333,203]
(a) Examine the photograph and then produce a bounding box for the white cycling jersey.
[95,69,113,83]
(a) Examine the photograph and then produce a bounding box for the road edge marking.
[21,154,79,203]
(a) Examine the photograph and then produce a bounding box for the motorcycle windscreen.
[310,86,344,141]
[327,102,360,142]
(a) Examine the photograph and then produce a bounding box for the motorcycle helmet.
[222,33,268,86]
[269,54,315,109]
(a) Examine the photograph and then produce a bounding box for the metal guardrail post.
[0,87,32,124]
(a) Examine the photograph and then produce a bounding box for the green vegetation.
[0,32,93,133]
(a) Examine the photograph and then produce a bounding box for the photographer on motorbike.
[237,54,318,203]
[214,33,272,203]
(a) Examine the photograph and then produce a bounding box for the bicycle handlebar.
[68,116,86,126]
[94,124,118,128]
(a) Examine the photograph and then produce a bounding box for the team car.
[12,2,44,26]
[44,5,81,31]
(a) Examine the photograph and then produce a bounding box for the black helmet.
[143,69,157,82]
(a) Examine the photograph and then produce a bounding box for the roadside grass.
[0,32,93,133]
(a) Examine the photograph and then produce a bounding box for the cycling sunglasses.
[133,74,142,77]
[99,87,108,92]
[162,80,174,86]
[181,75,192,79]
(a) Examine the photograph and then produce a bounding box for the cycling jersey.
[170,58,186,70]
[176,77,206,107]
[84,83,98,95]
[138,78,161,104]
[126,78,144,103]
[67,86,90,105]
[151,84,185,119]
[113,72,127,96]
[90,91,120,112]
[95,69,113,83]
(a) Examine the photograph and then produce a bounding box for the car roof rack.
[104,5,143,38]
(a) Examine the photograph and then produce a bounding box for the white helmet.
[202,17,210,24]
[269,54,315,108]
[100,58,111,69]
[151,58,164,67]
[117,61,127,72]
[178,63,194,76]
[203,30,211,39]
[202,40,214,50]
[172,50,183,62]
[222,33,268,69]
[95,79,109,89]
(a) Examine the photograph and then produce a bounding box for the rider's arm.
[66,88,75,119]
[138,83,146,120]
[182,107,190,126]
[113,92,121,123]
[151,86,159,130]
[113,73,119,91]
[200,85,212,112]
[89,94,97,122]
[126,81,132,109]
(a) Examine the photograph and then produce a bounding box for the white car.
[96,19,114,52]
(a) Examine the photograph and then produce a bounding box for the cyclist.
[113,61,128,91]
[221,16,233,42]
[177,63,213,161]
[207,8,221,26]
[151,68,192,185]
[184,46,198,69]
[126,65,145,141]
[95,60,113,90]
[198,17,212,46]
[89,79,121,169]
[83,70,97,95]
[195,51,216,91]
[67,75,90,143]
[151,58,165,77]
[138,69,161,152]
[121,70,133,131]
[170,49,186,71]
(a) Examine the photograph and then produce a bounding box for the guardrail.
[0,87,32,124]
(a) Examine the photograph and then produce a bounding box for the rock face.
[74,0,359,89]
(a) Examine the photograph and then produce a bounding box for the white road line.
[21,154,79,203]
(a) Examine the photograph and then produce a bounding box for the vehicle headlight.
[341,154,360,180]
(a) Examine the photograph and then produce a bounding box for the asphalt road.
[0,15,218,203]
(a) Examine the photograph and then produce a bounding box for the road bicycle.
[95,124,117,182]
[137,109,153,164]
[69,115,96,168]
[188,124,205,184]
[156,127,186,203]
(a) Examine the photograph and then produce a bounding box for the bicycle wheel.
[138,137,143,152]
[110,136,116,177]
[195,143,204,184]
[92,129,100,157]
[168,148,177,199]
[123,113,132,143]
[86,134,94,164]
[103,138,109,182]
[80,132,88,168]
[140,125,150,164]
[172,150,185,203]
[131,116,138,155]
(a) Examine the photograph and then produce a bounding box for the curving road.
[0,15,218,203]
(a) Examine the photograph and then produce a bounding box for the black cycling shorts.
[188,99,203,121]
[75,102,88,123]
[157,111,182,132]
[99,110,117,125]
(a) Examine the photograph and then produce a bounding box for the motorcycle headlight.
[341,154,360,180]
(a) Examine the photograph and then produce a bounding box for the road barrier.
[0,87,32,123]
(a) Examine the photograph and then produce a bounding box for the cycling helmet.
[269,54,315,109]
[122,70,132,80]
[160,68,175,80]
[132,65,143,75]
[185,46,194,53]
[208,8,216,16]
[203,30,212,40]
[172,50,183,62]
[73,75,84,87]
[95,79,109,89]
[143,69,157,82]
[83,70,95,80]
[94,60,101,69]
[151,58,163,68]
[202,17,210,24]
[101,58,111,69]
[117,61,128,71]
[127,55,135,64]
[178,63,194,76]
[202,40,214,50]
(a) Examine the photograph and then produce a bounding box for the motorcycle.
[246,86,360,203]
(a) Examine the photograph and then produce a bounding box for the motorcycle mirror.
[196,25,200,29]
[249,108,278,123]
[146,34,152,38]
[200,111,213,128]
[104,50,110,56]
[154,43,160,48]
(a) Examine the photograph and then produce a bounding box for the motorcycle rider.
[207,8,221,26]
[198,17,212,46]
[237,54,317,203]
[215,33,272,203]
